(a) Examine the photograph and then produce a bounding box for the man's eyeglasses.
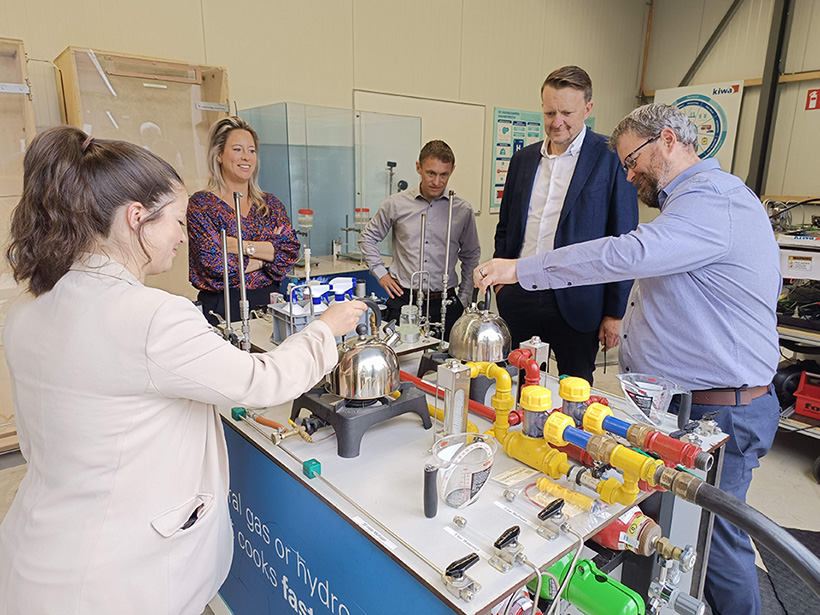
[622,135,660,173]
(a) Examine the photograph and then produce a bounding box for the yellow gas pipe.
[543,409,666,506]
[465,362,515,440]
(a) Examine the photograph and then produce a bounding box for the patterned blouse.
[187,191,300,292]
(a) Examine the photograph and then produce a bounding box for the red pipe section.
[642,430,703,470]
[507,349,541,388]
[399,369,523,426]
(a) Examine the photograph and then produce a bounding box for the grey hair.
[610,103,697,150]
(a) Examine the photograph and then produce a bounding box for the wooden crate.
[0,38,35,453]
[54,47,230,299]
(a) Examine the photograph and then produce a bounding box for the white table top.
[221,371,727,614]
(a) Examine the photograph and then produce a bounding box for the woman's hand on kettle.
[319,300,368,338]
[474,259,518,295]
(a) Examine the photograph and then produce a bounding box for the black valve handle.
[445,552,479,579]
[493,525,521,550]
[537,498,565,521]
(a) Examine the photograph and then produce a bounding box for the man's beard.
[639,152,673,210]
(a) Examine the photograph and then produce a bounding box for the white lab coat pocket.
[150,493,214,538]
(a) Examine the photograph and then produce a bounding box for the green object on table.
[231,407,247,421]
[527,555,645,615]
[303,459,322,479]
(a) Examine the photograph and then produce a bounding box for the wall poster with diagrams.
[491,108,543,213]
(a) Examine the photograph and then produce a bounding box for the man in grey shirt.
[359,140,481,339]
[475,104,781,615]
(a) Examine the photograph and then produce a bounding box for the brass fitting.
[626,422,653,448]
[655,466,703,502]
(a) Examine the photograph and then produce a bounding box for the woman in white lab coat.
[0,125,366,615]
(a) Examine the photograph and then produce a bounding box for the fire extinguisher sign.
[807,89,820,111]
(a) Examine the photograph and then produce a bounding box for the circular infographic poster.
[672,93,728,159]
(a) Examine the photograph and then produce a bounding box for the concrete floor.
[1,359,818,614]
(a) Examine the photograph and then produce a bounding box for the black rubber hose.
[694,481,820,599]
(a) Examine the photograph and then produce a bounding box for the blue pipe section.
[602,415,631,438]
[564,425,592,449]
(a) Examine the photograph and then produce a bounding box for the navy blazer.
[494,130,638,333]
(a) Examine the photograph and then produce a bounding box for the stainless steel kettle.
[326,300,402,400]
[448,288,511,363]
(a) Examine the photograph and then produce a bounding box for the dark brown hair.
[541,65,593,103]
[6,125,183,296]
[418,140,455,166]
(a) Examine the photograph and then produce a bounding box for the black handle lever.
[445,552,479,580]
[537,498,565,521]
[493,525,521,550]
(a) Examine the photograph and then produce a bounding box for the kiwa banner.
[654,81,744,172]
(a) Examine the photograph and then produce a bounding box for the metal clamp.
[442,553,481,602]
[536,497,566,540]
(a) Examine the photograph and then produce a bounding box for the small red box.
[794,371,820,419]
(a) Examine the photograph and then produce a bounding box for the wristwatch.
[243,242,256,256]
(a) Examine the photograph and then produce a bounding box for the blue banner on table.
[220,424,456,614]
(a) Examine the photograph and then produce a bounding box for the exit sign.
[807,89,820,111]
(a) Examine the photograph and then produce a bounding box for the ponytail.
[6,126,183,296]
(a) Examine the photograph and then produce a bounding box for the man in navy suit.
[493,66,638,383]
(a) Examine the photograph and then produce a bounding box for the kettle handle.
[477,288,492,311]
[361,298,382,330]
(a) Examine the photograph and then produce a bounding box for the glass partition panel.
[241,102,420,262]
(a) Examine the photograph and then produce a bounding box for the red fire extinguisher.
[590,505,661,557]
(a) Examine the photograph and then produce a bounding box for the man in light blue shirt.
[474,104,781,615]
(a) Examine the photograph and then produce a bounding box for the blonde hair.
[205,116,268,215]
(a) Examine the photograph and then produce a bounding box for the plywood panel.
[645,0,707,91]
[202,0,354,110]
[0,196,24,441]
[539,0,648,134]
[354,91,485,213]
[352,0,462,102]
[459,0,548,111]
[767,80,820,196]
[1,0,206,68]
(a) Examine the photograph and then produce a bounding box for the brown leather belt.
[691,385,769,406]
[401,287,456,301]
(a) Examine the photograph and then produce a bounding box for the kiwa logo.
[712,85,741,95]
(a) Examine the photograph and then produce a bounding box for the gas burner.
[343,398,380,408]
[290,381,431,458]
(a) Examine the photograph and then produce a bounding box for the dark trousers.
[386,288,463,341]
[495,283,599,384]
[689,387,779,615]
[198,284,279,327]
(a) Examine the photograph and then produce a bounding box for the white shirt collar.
[541,125,587,159]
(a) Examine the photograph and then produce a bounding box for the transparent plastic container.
[297,208,314,230]
[617,373,691,426]
[354,208,371,227]
[432,433,497,509]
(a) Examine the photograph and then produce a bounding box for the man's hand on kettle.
[474,259,518,295]
[319,300,368,338]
